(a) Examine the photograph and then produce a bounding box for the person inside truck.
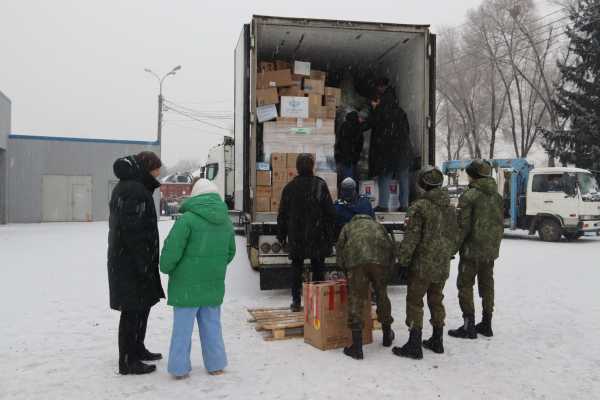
[334,111,368,185]
[368,78,412,212]
[546,175,564,192]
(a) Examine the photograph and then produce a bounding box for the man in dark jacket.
[277,154,336,312]
[334,177,374,238]
[448,159,504,339]
[335,111,366,183]
[108,151,165,375]
[369,78,412,211]
[392,166,459,360]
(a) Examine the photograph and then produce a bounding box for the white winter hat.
[191,179,219,197]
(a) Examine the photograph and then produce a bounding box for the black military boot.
[422,326,444,354]
[119,358,156,375]
[392,328,423,359]
[476,313,493,337]
[343,330,364,360]
[382,324,395,347]
[448,315,477,339]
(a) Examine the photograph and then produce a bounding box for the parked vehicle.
[442,159,600,241]
[159,172,194,215]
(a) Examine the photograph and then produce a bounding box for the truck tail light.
[271,242,282,253]
[260,243,271,254]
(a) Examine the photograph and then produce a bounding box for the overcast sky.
[0,0,554,166]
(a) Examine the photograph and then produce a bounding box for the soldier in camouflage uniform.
[336,214,396,360]
[392,166,459,360]
[448,159,504,339]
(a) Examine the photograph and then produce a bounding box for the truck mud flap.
[259,264,407,290]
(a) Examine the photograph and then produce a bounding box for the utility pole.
[144,65,182,156]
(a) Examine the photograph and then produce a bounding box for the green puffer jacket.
[397,188,459,283]
[160,193,236,307]
[458,177,504,261]
[336,214,395,270]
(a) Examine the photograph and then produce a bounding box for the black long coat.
[277,175,336,260]
[368,88,411,177]
[335,112,365,166]
[107,156,165,311]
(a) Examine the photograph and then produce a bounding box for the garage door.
[42,175,92,222]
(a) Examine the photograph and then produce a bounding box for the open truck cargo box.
[234,16,436,289]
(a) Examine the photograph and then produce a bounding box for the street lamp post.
[144,65,181,155]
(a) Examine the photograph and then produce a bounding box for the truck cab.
[526,167,600,241]
[443,159,600,241]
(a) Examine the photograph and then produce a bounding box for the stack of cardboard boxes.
[255,59,340,213]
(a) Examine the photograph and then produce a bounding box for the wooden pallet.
[248,307,381,341]
[248,307,305,341]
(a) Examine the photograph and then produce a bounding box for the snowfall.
[1,220,599,400]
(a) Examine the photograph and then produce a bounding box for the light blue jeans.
[167,306,227,376]
[378,166,410,209]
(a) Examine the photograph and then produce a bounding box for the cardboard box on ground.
[304,280,373,351]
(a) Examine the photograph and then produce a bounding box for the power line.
[164,105,232,132]
[163,120,233,137]
[439,14,570,67]
[163,98,233,120]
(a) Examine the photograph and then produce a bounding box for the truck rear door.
[234,24,251,213]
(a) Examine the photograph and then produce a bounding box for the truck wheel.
[538,219,562,242]
[563,232,582,241]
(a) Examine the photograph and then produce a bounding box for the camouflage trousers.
[347,263,394,330]
[457,258,495,317]
[405,271,446,329]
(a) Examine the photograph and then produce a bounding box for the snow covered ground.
[1,221,599,400]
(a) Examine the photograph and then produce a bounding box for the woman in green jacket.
[160,179,236,378]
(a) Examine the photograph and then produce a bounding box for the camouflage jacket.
[336,215,395,270]
[457,177,504,261]
[397,188,459,283]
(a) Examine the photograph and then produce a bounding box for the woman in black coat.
[277,154,336,311]
[107,151,165,375]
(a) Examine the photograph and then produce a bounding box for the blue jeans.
[378,166,410,209]
[167,306,227,376]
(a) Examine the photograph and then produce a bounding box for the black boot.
[448,315,477,339]
[392,328,423,359]
[119,358,156,375]
[422,326,444,354]
[382,324,395,347]
[343,330,364,360]
[138,349,163,361]
[475,313,493,337]
[290,300,302,312]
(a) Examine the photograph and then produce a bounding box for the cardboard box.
[256,186,272,197]
[304,79,325,95]
[280,96,309,119]
[257,69,294,89]
[256,171,272,186]
[324,95,337,108]
[303,281,373,351]
[256,104,278,123]
[317,171,338,189]
[271,153,287,170]
[286,153,299,168]
[256,88,279,106]
[324,87,342,104]
[259,61,275,72]
[286,167,298,182]
[255,196,271,212]
[278,86,304,97]
[294,60,311,76]
[275,60,291,70]
[272,168,287,184]
[310,105,328,119]
[270,197,281,212]
[314,118,335,135]
[272,182,285,201]
[310,70,327,81]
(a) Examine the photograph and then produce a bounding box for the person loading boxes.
[368,78,412,212]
